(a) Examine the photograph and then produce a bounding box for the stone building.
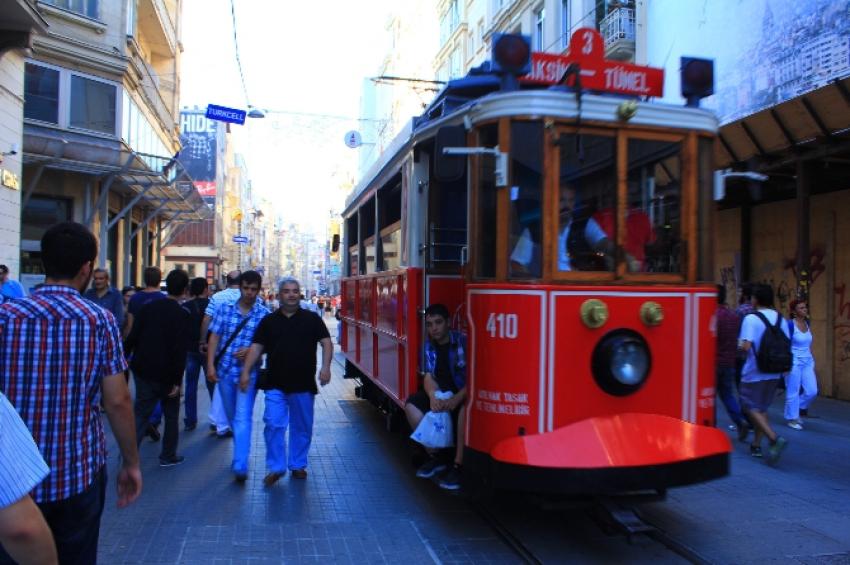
[18,0,208,289]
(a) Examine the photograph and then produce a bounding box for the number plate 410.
[486,313,518,339]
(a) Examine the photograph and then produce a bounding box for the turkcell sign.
[233,235,248,244]
[205,104,246,125]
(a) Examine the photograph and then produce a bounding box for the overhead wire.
[229,0,251,105]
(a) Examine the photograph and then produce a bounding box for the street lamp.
[247,105,265,119]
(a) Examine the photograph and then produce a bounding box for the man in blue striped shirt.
[0,391,57,565]
[0,222,142,564]
[207,271,268,482]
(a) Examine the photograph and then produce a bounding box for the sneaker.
[216,430,233,439]
[438,465,462,491]
[159,455,185,467]
[787,420,803,431]
[766,437,788,466]
[291,469,308,479]
[737,422,751,442]
[234,473,248,484]
[147,424,161,442]
[415,458,448,479]
[184,422,197,431]
[749,445,763,458]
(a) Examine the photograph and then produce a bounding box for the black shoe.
[184,422,197,431]
[415,458,448,479]
[216,430,233,439]
[234,473,247,484]
[147,424,161,442]
[159,455,185,467]
[750,445,763,458]
[438,465,462,490]
[208,424,217,432]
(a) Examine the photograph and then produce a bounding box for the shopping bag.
[410,391,454,448]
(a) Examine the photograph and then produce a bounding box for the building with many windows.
[18,0,208,290]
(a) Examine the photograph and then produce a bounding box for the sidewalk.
[642,389,850,564]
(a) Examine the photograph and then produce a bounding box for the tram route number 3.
[486,313,518,339]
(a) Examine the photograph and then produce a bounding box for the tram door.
[425,132,468,329]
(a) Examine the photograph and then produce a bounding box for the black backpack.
[752,311,792,373]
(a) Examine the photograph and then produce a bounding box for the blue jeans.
[717,366,744,427]
[263,390,315,472]
[184,352,213,426]
[217,374,257,475]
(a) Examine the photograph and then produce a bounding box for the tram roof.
[344,83,718,216]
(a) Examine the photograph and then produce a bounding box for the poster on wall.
[648,0,850,124]
[179,111,218,205]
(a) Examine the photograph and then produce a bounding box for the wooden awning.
[716,77,850,174]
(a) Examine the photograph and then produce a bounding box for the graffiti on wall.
[836,282,850,363]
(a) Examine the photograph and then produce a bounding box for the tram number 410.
[486,313,518,339]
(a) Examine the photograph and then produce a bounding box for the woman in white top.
[784,299,818,430]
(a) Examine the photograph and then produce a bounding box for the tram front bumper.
[467,413,732,494]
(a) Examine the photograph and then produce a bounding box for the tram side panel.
[341,269,424,408]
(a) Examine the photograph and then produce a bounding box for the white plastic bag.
[410,391,454,449]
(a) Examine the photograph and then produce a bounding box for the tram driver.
[511,184,613,273]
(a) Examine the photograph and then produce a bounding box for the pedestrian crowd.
[715,281,819,467]
[0,222,334,563]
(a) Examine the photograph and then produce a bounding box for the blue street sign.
[233,235,248,244]
[206,104,246,125]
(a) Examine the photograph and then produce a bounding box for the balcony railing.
[599,6,636,61]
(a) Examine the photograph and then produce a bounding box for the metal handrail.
[599,7,636,48]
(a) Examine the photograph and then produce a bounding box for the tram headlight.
[591,329,651,396]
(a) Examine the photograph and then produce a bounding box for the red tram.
[339,29,731,495]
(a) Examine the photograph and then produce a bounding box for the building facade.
[0,0,47,283]
[19,0,208,290]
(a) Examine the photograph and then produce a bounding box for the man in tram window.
[404,303,467,490]
[511,184,612,272]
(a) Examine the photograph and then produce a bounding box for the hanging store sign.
[179,111,218,204]
[522,28,664,97]
[205,104,247,125]
[0,169,20,190]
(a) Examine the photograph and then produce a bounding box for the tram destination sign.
[522,28,664,98]
[205,104,246,125]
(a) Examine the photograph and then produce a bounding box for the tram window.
[508,121,544,278]
[627,139,682,273]
[557,134,616,272]
[378,180,402,271]
[346,215,359,276]
[364,235,377,274]
[475,124,499,278]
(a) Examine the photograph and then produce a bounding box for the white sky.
[180,0,394,234]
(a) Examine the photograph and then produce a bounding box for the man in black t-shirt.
[240,277,332,486]
[182,277,211,430]
[124,269,191,467]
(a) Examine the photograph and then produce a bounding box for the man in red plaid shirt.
[0,222,141,564]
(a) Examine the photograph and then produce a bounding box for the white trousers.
[784,356,817,421]
[208,384,231,433]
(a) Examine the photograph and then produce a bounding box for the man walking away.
[715,285,747,438]
[125,266,167,441]
[241,277,332,486]
[0,391,57,565]
[84,268,124,330]
[0,222,141,563]
[125,269,191,466]
[207,271,268,482]
[738,283,789,465]
[183,277,211,431]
